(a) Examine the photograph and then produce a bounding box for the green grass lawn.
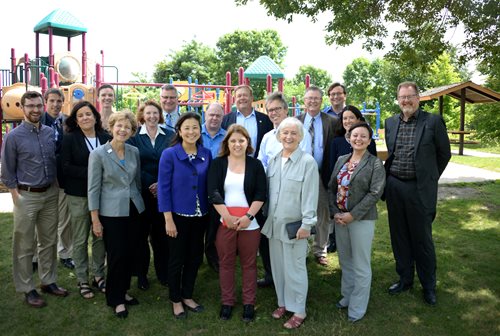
[450,155,500,172]
[450,144,500,154]
[0,182,499,335]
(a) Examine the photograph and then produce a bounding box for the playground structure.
[0,9,382,147]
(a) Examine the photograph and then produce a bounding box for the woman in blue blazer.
[88,111,145,318]
[158,112,212,319]
[128,100,174,290]
[61,101,110,299]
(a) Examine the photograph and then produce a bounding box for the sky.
[0,0,478,85]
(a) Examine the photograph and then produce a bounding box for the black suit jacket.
[221,110,273,158]
[297,112,338,188]
[385,109,451,211]
[61,129,111,197]
[127,126,174,193]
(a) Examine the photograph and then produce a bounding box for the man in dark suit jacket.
[220,84,273,287]
[221,85,273,158]
[297,86,338,266]
[384,81,451,306]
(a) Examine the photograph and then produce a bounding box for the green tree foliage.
[342,52,471,128]
[292,65,332,91]
[469,66,500,144]
[153,40,217,84]
[236,0,499,76]
[215,29,287,93]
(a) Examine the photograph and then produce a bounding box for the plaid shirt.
[389,111,418,180]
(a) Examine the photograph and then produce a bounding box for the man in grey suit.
[384,81,451,306]
[297,86,338,266]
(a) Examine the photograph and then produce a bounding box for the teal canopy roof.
[244,56,284,79]
[34,9,87,37]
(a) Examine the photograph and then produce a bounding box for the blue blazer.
[127,126,174,193]
[221,110,273,158]
[157,142,212,215]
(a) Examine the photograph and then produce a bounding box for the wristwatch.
[245,213,255,221]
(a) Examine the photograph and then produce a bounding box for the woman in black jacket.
[61,101,110,299]
[207,124,266,323]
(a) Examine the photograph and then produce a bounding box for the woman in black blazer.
[61,101,110,299]
[128,100,174,290]
[207,124,267,322]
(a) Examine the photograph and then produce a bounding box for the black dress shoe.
[219,305,233,320]
[125,297,139,306]
[388,281,413,295]
[60,258,75,269]
[183,303,204,313]
[40,283,69,297]
[335,302,348,309]
[115,306,128,318]
[242,304,255,322]
[423,289,437,306]
[257,278,273,288]
[25,290,46,308]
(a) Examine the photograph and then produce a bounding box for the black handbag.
[285,221,316,240]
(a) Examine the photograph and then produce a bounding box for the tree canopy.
[236,0,499,76]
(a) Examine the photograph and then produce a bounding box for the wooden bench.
[447,130,480,145]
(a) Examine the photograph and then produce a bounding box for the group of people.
[0,80,451,329]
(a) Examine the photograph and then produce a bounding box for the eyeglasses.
[397,94,418,101]
[267,106,284,113]
[304,97,321,101]
[161,95,178,100]
[23,104,44,109]
[329,93,344,97]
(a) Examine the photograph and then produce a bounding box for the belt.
[17,184,51,192]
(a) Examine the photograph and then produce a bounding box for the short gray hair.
[276,117,304,142]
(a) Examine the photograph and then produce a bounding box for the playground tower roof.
[34,9,87,37]
[244,56,284,79]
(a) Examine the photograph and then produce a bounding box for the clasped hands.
[223,215,251,231]
[334,212,354,226]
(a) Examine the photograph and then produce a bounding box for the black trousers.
[386,175,437,290]
[204,207,219,265]
[101,202,139,307]
[168,213,207,303]
[134,191,169,283]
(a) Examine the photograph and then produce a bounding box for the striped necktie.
[309,117,315,157]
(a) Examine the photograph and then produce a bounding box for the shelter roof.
[244,56,284,79]
[34,9,87,37]
[419,81,500,104]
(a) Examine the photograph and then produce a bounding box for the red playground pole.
[266,74,272,94]
[96,64,102,111]
[305,74,310,88]
[238,67,244,85]
[292,96,297,116]
[278,78,284,92]
[10,48,16,84]
[225,71,232,114]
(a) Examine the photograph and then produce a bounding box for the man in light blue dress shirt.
[160,84,180,132]
[201,102,226,160]
[322,82,347,118]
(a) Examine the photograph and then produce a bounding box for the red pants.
[216,225,260,305]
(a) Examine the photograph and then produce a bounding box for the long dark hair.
[334,105,365,137]
[65,101,104,133]
[170,112,203,146]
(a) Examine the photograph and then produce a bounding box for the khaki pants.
[12,184,59,293]
[57,189,73,259]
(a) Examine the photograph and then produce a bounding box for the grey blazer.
[328,151,385,221]
[88,142,145,217]
[262,148,319,242]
